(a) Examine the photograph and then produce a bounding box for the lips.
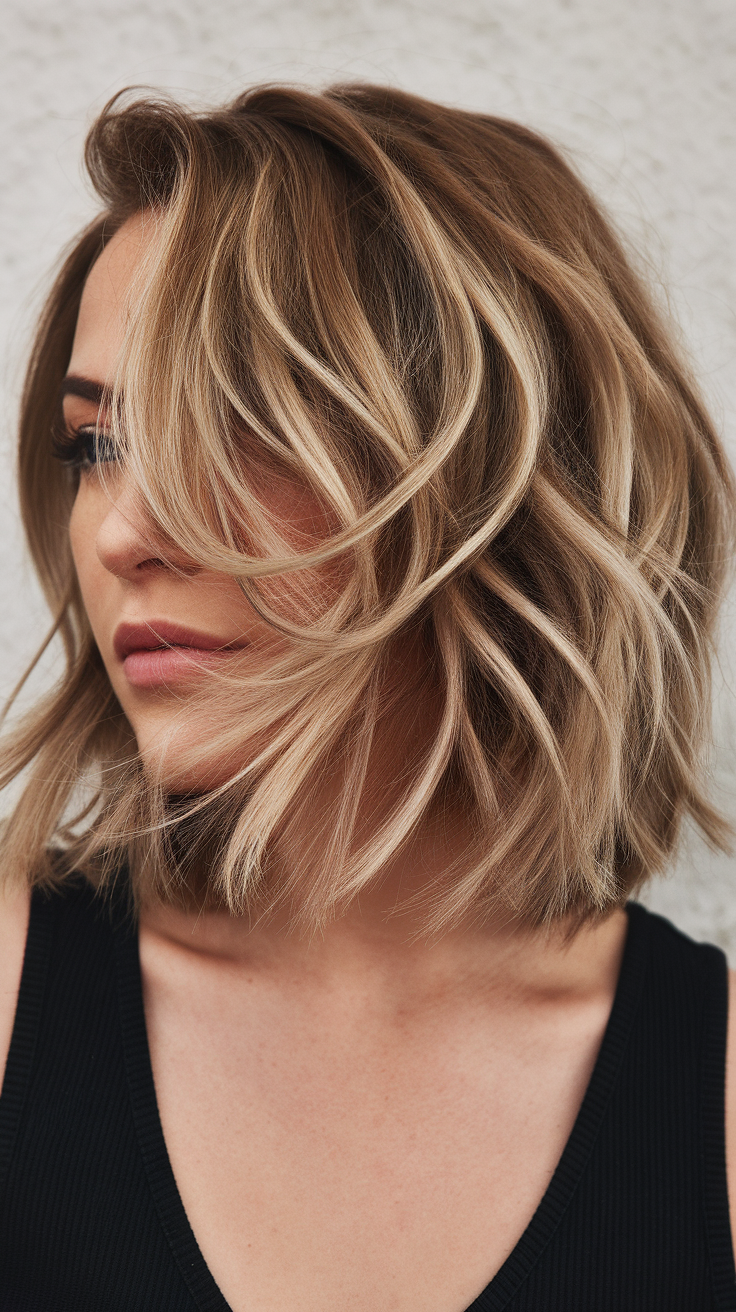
[113,620,247,688]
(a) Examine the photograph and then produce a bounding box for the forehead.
[67,212,158,386]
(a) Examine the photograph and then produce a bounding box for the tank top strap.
[0,882,59,1197]
[477,902,736,1311]
[641,905,736,1307]
[0,877,203,1311]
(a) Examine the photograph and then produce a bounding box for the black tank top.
[0,880,735,1311]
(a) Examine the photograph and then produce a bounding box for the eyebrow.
[58,376,110,406]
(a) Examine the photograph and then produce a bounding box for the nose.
[94,469,187,580]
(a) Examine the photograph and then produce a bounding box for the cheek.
[68,484,91,583]
[259,484,346,618]
[68,481,107,627]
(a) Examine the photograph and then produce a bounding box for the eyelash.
[51,424,120,470]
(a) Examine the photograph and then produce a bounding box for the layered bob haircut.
[2,83,735,929]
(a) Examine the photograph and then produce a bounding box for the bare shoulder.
[0,881,30,1087]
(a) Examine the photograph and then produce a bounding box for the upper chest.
[138,926,615,1312]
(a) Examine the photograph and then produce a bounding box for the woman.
[0,82,734,1311]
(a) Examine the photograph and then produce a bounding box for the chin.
[138,749,242,796]
[134,720,256,796]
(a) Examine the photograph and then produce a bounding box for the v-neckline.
[113,901,650,1312]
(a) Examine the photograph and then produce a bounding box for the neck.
[139,805,629,1010]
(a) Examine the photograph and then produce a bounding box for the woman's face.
[66,213,326,789]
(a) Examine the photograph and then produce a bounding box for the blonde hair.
[2,83,735,929]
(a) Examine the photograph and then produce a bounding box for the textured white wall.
[1,0,734,948]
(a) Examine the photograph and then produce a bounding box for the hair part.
[2,82,735,931]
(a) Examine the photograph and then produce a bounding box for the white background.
[1,0,734,949]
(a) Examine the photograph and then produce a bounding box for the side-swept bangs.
[3,83,735,929]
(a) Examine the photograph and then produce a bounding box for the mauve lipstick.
[113,620,247,689]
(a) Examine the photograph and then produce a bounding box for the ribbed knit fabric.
[0,880,735,1311]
